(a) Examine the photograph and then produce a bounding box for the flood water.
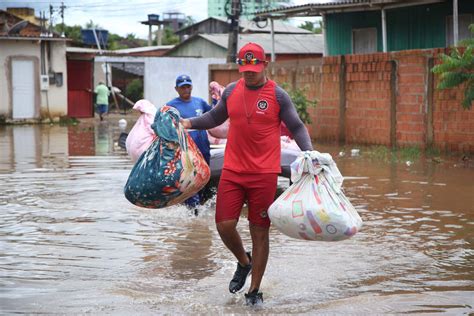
[1,117,473,315]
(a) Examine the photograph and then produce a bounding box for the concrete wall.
[42,41,68,118]
[0,39,68,122]
[144,57,226,107]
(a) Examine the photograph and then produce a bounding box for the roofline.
[164,33,223,56]
[0,36,69,41]
[175,17,226,35]
[255,0,446,19]
[165,33,324,56]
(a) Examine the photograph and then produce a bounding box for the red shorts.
[216,169,278,227]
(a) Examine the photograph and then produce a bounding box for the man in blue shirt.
[167,74,212,210]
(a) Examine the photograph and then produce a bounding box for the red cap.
[237,42,266,73]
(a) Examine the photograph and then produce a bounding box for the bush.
[125,79,143,102]
[281,83,317,124]
[432,24,474,109]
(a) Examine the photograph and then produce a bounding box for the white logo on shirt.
[195,109,203,116]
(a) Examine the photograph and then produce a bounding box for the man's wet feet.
[229,252,252,293]
[245,289,263,306]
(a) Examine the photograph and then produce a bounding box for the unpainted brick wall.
[209,48,474,153]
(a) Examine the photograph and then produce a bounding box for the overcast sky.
[1,0,321,38]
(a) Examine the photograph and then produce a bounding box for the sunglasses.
[236,58,265,66]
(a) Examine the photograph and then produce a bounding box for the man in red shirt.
[181,43,313,305]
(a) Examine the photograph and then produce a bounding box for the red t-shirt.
[224,78,281,173]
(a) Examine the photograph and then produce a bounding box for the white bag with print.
[268,151,362,241]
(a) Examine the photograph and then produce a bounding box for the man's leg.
[248,224,269,292]
[245,173,278,293]
[216,220,250,265]
[215,169,249,266]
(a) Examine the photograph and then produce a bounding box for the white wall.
[0,39,68,120]
[144,57,226,107]
[43,41,68,117]
[0,40,40,118]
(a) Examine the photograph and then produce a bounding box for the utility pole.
[49,4,54,35]
[59,2,66,37]
[227,0,241,63]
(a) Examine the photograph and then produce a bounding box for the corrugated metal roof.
[200,33,324,54]
[111,63,144,76]
[256,0,445,17]
[239,19,312,34]
[114,45,174,54]
[176,16,311,35]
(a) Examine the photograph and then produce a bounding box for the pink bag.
[126,99,158,162]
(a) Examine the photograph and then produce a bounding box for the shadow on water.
[0,117,473,314]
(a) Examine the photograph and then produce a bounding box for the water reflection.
[0,121,473,314]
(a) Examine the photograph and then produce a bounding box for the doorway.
[12,59,36,119]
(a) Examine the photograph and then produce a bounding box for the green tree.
[298,20,322,34]
[161,27,179,45]
[125,79,144,102]
[185,15,196,27]
[85,20,101,29]
[432,24,474,109]
[281,83,317,124]
[54,23,82,42]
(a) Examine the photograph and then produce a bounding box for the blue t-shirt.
[167,96,212,163]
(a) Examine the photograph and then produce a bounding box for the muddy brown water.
[0,117,473,314]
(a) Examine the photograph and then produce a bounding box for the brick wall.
[345,54,393,145]
[209,48,474,153]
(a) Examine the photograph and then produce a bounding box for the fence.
[209,48,474,153]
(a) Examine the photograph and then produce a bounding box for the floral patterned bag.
[124,106,210,208]
[269,151,362,241]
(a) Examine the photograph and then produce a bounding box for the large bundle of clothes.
[269,151,363,241]
[124,105,210,208]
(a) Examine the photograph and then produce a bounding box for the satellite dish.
[8,20,28,35]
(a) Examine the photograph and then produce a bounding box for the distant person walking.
[94,81,110,121]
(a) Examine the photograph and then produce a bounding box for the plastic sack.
[124,106,211,208]
[269,151,362,241]
[280,136,300,151]
[126,99,158,162]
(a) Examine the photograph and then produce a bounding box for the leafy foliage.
[54,21,146,49]
[54,23,82,42]
[160,27,180,45]
[432,24,474,109]
[298,21,322,34]
[281,83,317,124]
[125,79,144,102]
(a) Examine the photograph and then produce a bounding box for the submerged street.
[0,117,473,314]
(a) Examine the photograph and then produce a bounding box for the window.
[446,14,473,46]
[352,27,377,54]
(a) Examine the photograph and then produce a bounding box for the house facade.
[165,33,324,61]
[256,0,474,56]
[0,10,69,122]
